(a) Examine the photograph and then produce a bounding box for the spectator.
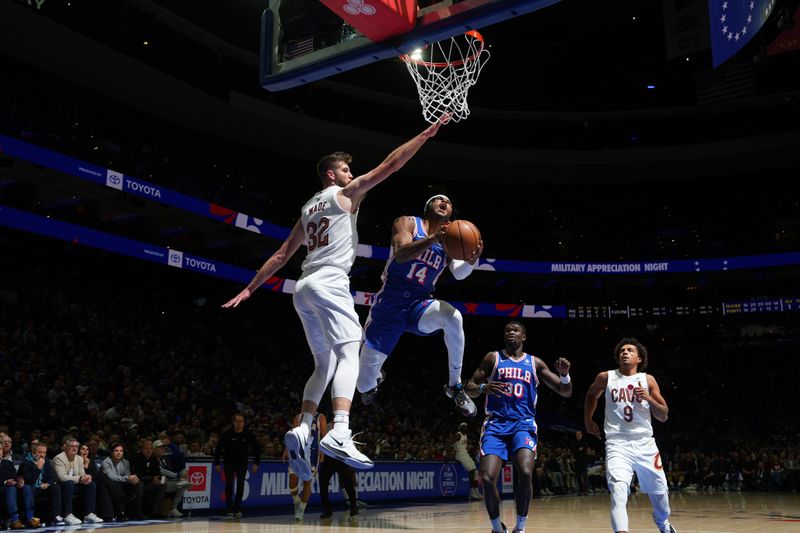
[21,443,61,526]
[100,442,139,521]
[131,439,166,518]
[52,438,103,525]
[153,439,189,518]
[214,414,260,518]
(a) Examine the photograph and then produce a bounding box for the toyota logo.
[109,175,121,184]
[343,0,376,15]
[170,254,181,264]
[189,471,205,486]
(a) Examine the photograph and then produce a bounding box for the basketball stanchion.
[400,30,491,123]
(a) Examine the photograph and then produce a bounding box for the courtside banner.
[182,460,470,509]
[6,135,800,275]
[0,134,290,241]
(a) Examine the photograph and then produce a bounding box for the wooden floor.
[31,491,800,532]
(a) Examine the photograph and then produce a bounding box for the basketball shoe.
[284,426,313,481]
[361,370,385,406]
[491,523,508,533]
[320,428,374,469]
[444,382,477,417]
[658,524,677,533]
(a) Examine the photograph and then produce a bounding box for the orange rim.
[400,30,485,68]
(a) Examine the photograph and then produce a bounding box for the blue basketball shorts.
[479,417,538,462]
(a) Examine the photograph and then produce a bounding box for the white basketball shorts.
[605,436,668,495]
[293,266,363,354]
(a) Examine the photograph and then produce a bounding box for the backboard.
[260,0,562,91]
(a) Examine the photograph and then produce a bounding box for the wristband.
[559,374,571,385]
[479,383,486,394]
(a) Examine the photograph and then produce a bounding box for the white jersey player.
[584,338,677,533]
[453,422,482,500]
[223,116,447,479]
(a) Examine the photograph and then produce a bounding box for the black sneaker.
[659,524,677,533]
[444,383,477,417]
[361,370,386,405]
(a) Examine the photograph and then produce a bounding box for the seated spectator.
[21,443,61,526]
[78,443,113,520]
[1,434,36,529]
[131,439,166,518]
[153,439,189,518]
[100,442,140,521]
[185,440,205,457]
[52,438,103,525]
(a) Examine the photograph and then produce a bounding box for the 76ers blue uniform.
[364,217,447,354]
[480,351,540,461]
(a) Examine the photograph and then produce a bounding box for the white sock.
[333,410,350,432]
[299,412,314,433]
[490,517,504,532]
[515,515,527,532]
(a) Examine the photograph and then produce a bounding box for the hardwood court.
[55,492,800,533]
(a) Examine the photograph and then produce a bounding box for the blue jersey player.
[356,194,483,416]
[465,321,572,533]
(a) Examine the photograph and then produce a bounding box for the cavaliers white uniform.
[293,186,362,354]
[453,431,476,472]
[604,370,668,495]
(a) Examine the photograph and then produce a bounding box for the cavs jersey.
[300,186,358,273]
[604,369,653,440]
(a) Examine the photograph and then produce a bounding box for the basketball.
[442,220,481,261]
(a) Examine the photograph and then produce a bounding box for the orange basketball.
[442,219,481,261]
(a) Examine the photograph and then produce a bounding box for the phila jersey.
[300,186,358,273]
[380,216,447,299]
[485,351,540,423]
[604,369,653,440]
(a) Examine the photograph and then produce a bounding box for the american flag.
[283,37,314,61]
[695,60,756,105]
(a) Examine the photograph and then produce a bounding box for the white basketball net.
[401,31,490,124]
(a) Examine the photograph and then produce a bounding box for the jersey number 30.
[307,217,330,252]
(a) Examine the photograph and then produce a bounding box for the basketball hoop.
[400,30,490,124]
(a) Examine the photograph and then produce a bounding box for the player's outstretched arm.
[465,352,506,398]
[342,114,449,205]
[536,356,573,398]
[221,219,305,308]
[584,372,608,439]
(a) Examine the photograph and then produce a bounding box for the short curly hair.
[613,337,648,372]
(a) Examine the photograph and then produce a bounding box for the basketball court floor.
[30,491,800,532]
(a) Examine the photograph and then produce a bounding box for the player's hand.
[222,288,251,308]
[431,221,450,244]
[633,381,650,402]
[466,239,483,265]
[554,357,571,376]
[483,381,507,396]
[423,113,451,137]
[585,419,602,439]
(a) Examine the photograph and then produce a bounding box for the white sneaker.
[64,514,83,525]
[167,509,183,518]
[284,426,313,481]
[320,428,374,469]
[659,524,677,533]
[294,502,304,521]
[84,513,104,523]
[53,515,65,525]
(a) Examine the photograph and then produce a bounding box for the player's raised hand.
[554,357,571,376]
[222,288,252,309]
